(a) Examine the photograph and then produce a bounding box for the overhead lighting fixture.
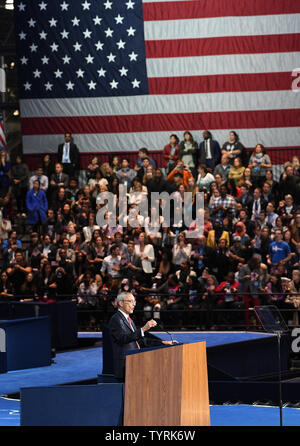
[5,0,14,10]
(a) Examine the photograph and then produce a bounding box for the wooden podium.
[123,341,210,426]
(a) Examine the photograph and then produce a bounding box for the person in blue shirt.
[267,228,294,269]
[26,179,48,232]
[2,230,22,252]
[134,148,156,171]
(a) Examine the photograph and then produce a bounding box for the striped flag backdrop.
[0,111,7,151]
[14,0,300,161]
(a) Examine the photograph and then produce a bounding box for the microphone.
[155,322,176,344]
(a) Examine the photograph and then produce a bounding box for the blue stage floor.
[0,331,299,427]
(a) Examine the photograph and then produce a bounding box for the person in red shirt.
[214,271,242,327]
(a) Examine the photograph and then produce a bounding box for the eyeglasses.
[123,300,136,305]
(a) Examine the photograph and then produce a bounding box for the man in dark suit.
[57,132,79,177]
[247,187,267,221]
[198,130,221,170]
[236,184,253,208]
[108,292,176,381]
[49,162,69,205]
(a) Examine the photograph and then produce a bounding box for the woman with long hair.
[225,178,241,199]
[265,169,280,202]
[110,155,121,173]
[36,262,57,301]
[0,271,14,300]
[228,157,245,186]
[196,164,215,191]
[86,156,100,181]
[239,166,253,192]
[248,144,272,187]
[172,232,192,270]
[134,232,155,286]
[20,271,38,302]
[179,131,198,177]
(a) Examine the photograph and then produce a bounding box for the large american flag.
[14,0,300,156]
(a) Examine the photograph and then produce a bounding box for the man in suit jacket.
[57,132,79,178]
[49,162,69,204]
[108,292,176,381]
[247,187,267,221]
[198,130,221,170]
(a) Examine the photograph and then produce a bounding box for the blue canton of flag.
[14,0,149,98]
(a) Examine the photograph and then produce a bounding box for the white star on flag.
[129,51,138,61]
[18,2,26,11]
[49,18,57,27]
[45,82,53,91]
[60,30,69,39]
[19,31,26,40]
[62,55,71,64]
[38,2,47,10]
[50,42,59,52]
[88,80,97,90]
[132,78,140,88]
[116,40,126,50]
[103,0,112,9]
[82,1,91,10]
[93,16,102,25]
[104,28,113,38]
[28,18,36,27]
[115,14,124,24]
[41,55,49,64]
[95,41,104,51]
[30,43,38,52]
[110,79,118,89]
[39,31,47,40]
[20,56,28,64]
[85,54,94,64]
[33,69,41,78]
[126,0,135,9]
[127,27,136,37]
[83,29,92,38]
[76,68,85,78]
[66,81,75,90]
[71,17,80,26]
[107,53,116,63]
[119,66,128,77]
[73,42,82,51]
[54,69,63,78]
[24,81,31,90]
[97,68,106,77]
[60,1,69,11]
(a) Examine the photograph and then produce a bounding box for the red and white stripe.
[0,118,7,150]
[20,0,300,158]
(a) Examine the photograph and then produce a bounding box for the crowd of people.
[1,130,300,330]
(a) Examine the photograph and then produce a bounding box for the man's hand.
[162,340,179,345]
[142,319,157,332]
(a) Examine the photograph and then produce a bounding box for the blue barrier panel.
[20,384,124,426]
[0,317,51,373]
[11,301,78,350]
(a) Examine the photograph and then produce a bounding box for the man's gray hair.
[117,292,135,305]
